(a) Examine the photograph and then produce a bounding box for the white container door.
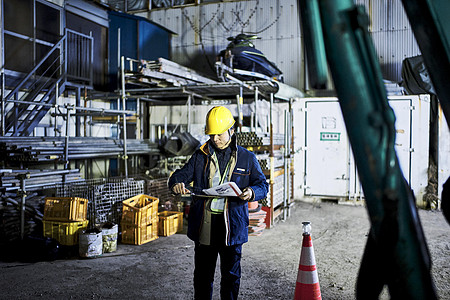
[304,101,350,197]
[389,99,413,183]
[439,106,450,201]
[350,96,429,205]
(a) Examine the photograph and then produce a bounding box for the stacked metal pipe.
[0,169,83,192]
[255,152,285,171]
[260,174,289,208]
[236,132,285,147]
[0,137,159,164]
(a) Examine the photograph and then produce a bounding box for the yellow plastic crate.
[158,211,183,237]
[121,221,158,245]
[43,197,88,222]
[43,220,89,246]
[122,194,159,226]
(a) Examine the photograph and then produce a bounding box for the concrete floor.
[0,201,449,299]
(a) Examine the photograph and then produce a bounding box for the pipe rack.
[0,168,83,239]
[0,136,159,164]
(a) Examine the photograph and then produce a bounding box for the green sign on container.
[320,132,340,141]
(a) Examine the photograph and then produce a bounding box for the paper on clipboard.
[202,182,242,197]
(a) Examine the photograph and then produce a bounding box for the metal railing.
[1,29,93,136]
[66,29,94,83]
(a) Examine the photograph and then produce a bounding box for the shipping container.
[293,95,431,206]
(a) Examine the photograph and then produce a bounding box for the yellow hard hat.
[205,106,235,135]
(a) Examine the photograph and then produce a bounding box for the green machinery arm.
[400,0,450,225]
[298,0,444,298]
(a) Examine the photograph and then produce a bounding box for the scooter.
[216,34,283,82]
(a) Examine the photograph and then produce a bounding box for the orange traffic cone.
[294,222,321,300]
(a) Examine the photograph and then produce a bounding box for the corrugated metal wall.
[138,0,420,90]
[0,0,3,76]
[138,0,303,89]
[355,0,421,82]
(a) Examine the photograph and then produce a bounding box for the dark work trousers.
[194,213,242,300]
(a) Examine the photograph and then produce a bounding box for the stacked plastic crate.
[121,194,159,245]
[42,197,89,246]
[55,178,145,228]
[158,211,183,237]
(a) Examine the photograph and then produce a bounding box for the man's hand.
[172,182,191,195]
[239,187,253,201]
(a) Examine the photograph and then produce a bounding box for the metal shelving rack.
[112,58,299,228]
[243,95,294,228]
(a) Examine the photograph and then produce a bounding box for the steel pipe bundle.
[236,132,285,147]
[0,137,159,164]
[0,169,83,192]
[260,174,290,208]
[255,152,284,171]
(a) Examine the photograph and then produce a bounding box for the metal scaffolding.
[108,55,303,227]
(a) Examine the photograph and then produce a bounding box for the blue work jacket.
[168,136,269,246]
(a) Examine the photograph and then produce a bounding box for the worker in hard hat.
[168,106,268,300]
